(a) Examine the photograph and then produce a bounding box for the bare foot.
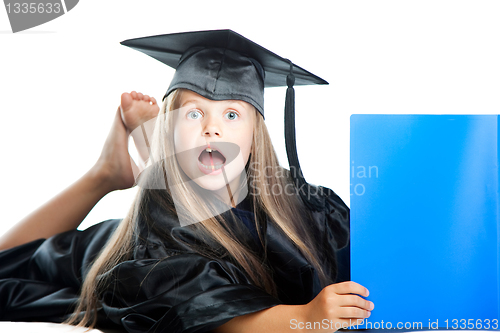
[120,91,160,173]
[92,92,160,192]
[120,91,159,132]
[92,107,139,192]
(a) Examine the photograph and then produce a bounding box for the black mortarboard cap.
[121,29,327,211]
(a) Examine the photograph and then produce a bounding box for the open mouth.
[198,147,227,171]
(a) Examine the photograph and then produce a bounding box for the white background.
[0,0,499,236]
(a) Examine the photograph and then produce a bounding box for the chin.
[193,175,230,192]
[194,163,247,196]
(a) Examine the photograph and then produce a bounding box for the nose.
[202,113,222,138]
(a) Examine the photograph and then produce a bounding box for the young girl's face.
[173,89,256,197]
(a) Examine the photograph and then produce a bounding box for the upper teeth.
[206,148,217,153]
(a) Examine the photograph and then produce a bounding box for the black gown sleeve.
[99,254,282,333]
[0,219,120,323]
[0,217,282,333]
[324,187,350,283]
[312,185,350,283]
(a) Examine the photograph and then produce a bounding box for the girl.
[0,30,373,333]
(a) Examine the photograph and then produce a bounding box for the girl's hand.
[301,281,374,332]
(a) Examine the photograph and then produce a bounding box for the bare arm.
[213,304,307,333]
[213,282,374,333]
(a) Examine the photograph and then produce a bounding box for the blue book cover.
[350,115,499,330]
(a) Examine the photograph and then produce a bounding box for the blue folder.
[350,115,499,330]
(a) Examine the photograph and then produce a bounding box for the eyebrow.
[180,99,247,110]
[227,100,248,109]
[180,99,199,108]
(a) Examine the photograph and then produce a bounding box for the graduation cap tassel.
[284,61,323,212]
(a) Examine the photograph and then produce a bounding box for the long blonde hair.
[66,89,331,328]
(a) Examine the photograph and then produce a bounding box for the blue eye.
[225,111,238,120]
[187,110,202,120]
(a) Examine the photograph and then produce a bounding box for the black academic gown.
[0,184,349,333]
